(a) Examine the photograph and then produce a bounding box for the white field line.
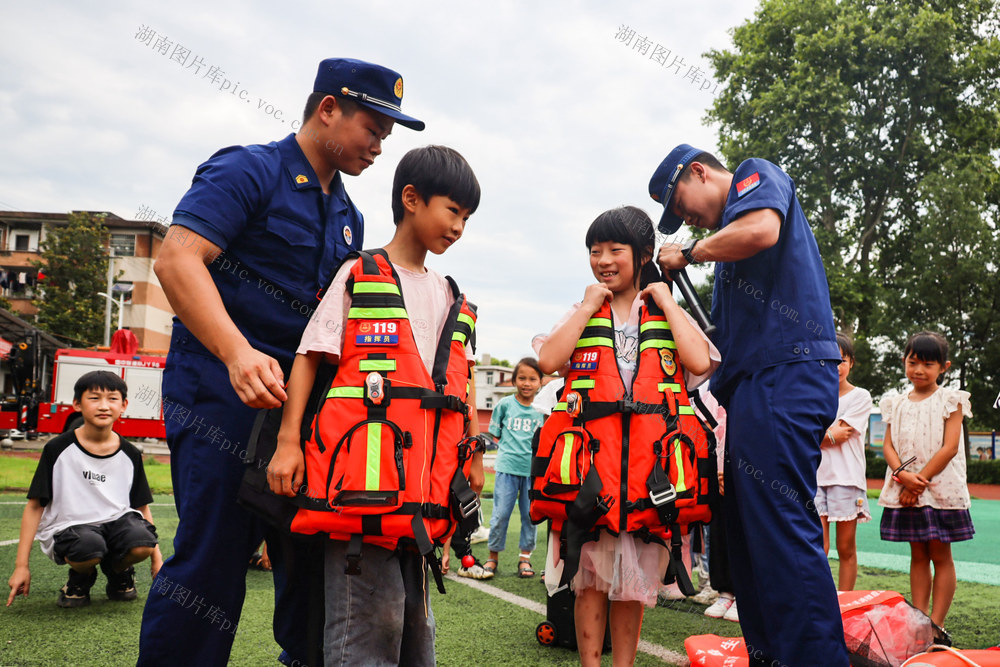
[444,573,688,665]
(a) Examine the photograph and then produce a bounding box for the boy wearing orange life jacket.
[267,145,482,666]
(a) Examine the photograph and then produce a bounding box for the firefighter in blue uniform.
[651,144,849,666]
[137,59,424,667]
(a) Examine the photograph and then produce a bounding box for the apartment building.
[0,210,173,350]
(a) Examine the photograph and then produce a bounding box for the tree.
[32,212,112,346]
[705,0,1000,428]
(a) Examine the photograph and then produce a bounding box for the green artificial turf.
[2,490,999,664]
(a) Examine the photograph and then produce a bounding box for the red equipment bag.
[685,591,952,667]
[902,646,1000,666]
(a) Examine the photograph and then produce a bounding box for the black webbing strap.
[387,386,469,414]
[643,458,679,526]
[429,275,475,386]
[688,388,718,430]
[561,466,612,586]
[449,469,480,534]
[582,400,664,421]
[662,526,697,595]
[447,275,476,354]
[410,514,447,594]
[345,534,364,575]
[449,436,481,533]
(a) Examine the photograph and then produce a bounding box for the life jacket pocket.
[541,428,591,496]
[327,419,408,511]
[657,431,698,500]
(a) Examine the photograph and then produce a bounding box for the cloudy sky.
[0,1,759,364]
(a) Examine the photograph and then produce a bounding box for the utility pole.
[103,248,115,346]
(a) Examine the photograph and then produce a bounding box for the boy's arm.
[7,499,44,606]
[640,282,711,376]
[465,372,484,495]
[269,350,324,497]
[137,505,164,578]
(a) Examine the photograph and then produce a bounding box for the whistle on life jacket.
[365,372,385,405]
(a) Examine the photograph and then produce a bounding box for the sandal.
[483,558,498,575]
[518,557,535,578]
[248,553,271,572]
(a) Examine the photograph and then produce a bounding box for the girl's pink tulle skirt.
[571,530,668,607]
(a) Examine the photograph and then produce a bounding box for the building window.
[486,371,494,385]
[485,397,493,409]
[110,233,136,257]
[14,235,29,251]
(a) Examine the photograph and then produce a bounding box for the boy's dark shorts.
[53,513,158,566]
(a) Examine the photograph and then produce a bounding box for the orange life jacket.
[289,251,478,590]
[530,296,717,589]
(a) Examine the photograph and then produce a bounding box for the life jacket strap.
[662,526,697,595]
[566,466,611,532]
[688,387,718,429]
[345,534,364,576]
[410,514,446,594]
[581,400,665,421]
[380,386,468,414]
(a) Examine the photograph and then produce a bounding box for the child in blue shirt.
[485,357,545,577]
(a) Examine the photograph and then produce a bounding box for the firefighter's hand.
[717,471,725,497]
[7,566,30,607]
[227,347,287,409]
[657,243,688,272]
[268,434,304,497]
[549,527,560,567]
[468,452,485,495]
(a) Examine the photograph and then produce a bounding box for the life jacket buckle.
[456,492,481,519]
[344,534,364,575]
[616,399,637,414]
[595,493,616,514]
[649,483,677,507]
[444,395,465,413]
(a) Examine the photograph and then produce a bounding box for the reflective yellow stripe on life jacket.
[366,423,382,490]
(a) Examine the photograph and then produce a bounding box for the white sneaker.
[692,586,719,605]
[469,526,490,544]
[457,561,494,580]
[722,600,740,622]
[704,595,735,618]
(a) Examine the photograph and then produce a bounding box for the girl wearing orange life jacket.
[535,206,717,667]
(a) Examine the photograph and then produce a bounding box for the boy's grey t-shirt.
[28,431,152,562]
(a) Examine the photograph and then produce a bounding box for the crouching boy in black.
[7,371,162,608]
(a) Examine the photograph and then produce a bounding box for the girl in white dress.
[878,331,974,628]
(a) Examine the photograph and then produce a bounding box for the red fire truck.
[2,347,166,439]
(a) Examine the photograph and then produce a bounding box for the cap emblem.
[394,77,403,99]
